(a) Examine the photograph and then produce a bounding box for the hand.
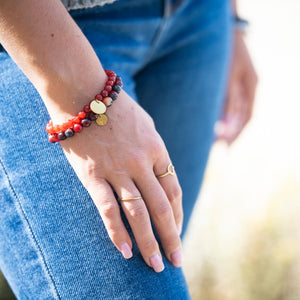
[60,90,183,272]
[215,31,258,145]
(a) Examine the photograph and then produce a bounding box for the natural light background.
[183,0,300,299]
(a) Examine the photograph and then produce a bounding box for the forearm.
[0,0,106,123]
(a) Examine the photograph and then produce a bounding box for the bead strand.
[46,70,122,143]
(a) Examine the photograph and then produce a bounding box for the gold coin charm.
[90,100,107,114]
[96,114,108,126]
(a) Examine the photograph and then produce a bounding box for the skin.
[216,1,258,145]
[0,0,182,272]
[0,0,256,273]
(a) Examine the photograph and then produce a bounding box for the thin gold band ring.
[119,196,142,202]
[156,163,175,178]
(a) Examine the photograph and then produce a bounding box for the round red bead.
[53,125,61,132]
[105,85,112,92]
[78,111,86,119]
[46,123,55,134]
[61,123,70,131]
[73,124,82,132]
[105,70,114,76]
[101,90,109,97]
[72,116,81,124]
[49,134,59,143]
[46,70,120,143]
[95,94,103,101]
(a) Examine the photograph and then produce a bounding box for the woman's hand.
[215,31,258,145]
[0,0,182,273]
[60,90,183,272]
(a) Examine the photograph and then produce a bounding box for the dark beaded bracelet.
[46,69,122,143]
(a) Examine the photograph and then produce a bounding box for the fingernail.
[177,224,182,236]
[150,254,165,273]
[171,249,182,267]
[120,243,133,259]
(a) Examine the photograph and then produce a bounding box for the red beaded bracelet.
[46,69,123,143]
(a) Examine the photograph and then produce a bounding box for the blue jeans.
[0,0,232,298]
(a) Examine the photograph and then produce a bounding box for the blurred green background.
[1,0,299,299]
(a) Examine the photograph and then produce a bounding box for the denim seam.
[134,0,183,74]
[0,157,61,300]
[133,2,170,74]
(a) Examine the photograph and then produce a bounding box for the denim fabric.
[0,0,232,298]
[61,0,118,11]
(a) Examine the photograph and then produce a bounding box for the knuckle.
[128,151,147,170]
[164,235,181,250]
[107,224,124,242]
[150,138,166,158]
[126,202,148,219]
[83,165,107,190]
[153,201,172,222]
[148,115,156,128]
[101,201,118,219]
[169,186,183,203]
[142,238,159,253]
[175,210,184,225]
[86,161,101,178]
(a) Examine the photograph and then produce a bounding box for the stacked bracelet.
[46,69,123,143]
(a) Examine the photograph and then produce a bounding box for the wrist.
[45,69,123,143]
[41,65,108,125]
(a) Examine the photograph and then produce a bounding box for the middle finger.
[134,170,182,267]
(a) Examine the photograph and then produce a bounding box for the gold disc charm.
[90,100,107,114]
[96,114,108,126]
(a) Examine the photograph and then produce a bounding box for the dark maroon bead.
[115,80,123,87]
[116,75,121,81]
[109,91,118,100]
[88,112,98,121]
[112,85,121,93]
[57,132,67,140]
[81,118,91,127]
[83,105,91,113]
[65,128,74,137]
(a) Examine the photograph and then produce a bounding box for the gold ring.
[119,196,142,202]
[156,163,175,178]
